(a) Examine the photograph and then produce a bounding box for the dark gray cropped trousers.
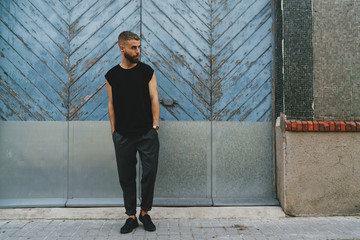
[112,128,159,216]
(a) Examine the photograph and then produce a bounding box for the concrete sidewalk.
[1,207,360,240]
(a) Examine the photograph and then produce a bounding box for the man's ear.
[119,44,125,52]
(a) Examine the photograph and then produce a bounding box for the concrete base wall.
[276,117,360,216]
[0,121,277,208]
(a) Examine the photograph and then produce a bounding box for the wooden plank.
[141,0,211,121]
[141,22,211,106]
[70,0,139,85]
[0,66,53,120]
[213,39,273,112]
[239,91,272,121]
[152,0,211,54]
[228,79,272,121]
[69,0,111,39]
[0,44,64,120]
[213,6,272,75]
[214,65,272,121]
[61,0,83,11]
[69,37,121,120]
[0,2,68,84]
[142,43,210,120]
[143,2,210,72]
[17,0,69,55]
[183,0,211,24]
[0,82,30,121]
[213,0,270,51]
[69,0,132,53]
[69,1,140,120]
[28,0,69,39]
[212,0,273,121]
[213,0,256,39]
[7,0,69,72]
[44,0,70,24]
[82,87,108,121]
[143,56,208,121]
[0,0,274,122]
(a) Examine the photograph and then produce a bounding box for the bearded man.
[105,31,160,234]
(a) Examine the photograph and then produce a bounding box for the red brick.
[307,121,313,131]
[350,122,356,131]
[357,122,360,132]
[335,121,342,131]
[324,122,330,131]
[319,121,325,132]
[314,121,319,131]
[296,121,302,131]
[302,121,308,131]
[340,121,346,131]
[345,122,352,131]
[291,121,297,131]
[285,121,292,131]
[329,121,335,131]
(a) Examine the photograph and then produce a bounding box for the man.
[105,31,160,234]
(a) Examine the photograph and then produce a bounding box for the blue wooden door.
[1,0,272,122]
[212,0,273,121]
[0,0,275,206]
[143,0,272,122]
[142,0,275,205]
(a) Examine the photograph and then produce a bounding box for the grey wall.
[313,0,360,121]
[280,0,360,121]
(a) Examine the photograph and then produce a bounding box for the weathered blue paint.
[0,0,67,120]
[142,0,212,121]
[0,0,272,121]
[212,0,273,121]
[69,0,140,120]
[143,0,273,121]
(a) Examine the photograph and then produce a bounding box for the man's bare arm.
[148,73,160,131]
[106,80,116,134]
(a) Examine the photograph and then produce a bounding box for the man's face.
[121,39,140,63]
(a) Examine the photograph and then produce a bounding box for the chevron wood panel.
[212,0,273,121]
[0,0,273,122]
[142,0,212,121]
[0,0,68,120]
[69,0,140,120]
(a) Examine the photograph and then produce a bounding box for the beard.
[124,51,139,63]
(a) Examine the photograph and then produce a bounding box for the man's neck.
[120,58,138,69]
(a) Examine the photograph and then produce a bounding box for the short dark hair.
[118,31,140,46]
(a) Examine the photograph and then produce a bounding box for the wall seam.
[210,0,214,206]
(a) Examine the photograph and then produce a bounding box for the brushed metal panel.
[0,122,68,203]
[212,122,276,204]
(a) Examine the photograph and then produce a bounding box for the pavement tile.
[0,217,360,240]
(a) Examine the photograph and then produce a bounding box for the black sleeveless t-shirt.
[105,62,154,136]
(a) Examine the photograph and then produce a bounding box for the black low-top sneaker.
[139,213,156,231]
[120,217,139,234]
